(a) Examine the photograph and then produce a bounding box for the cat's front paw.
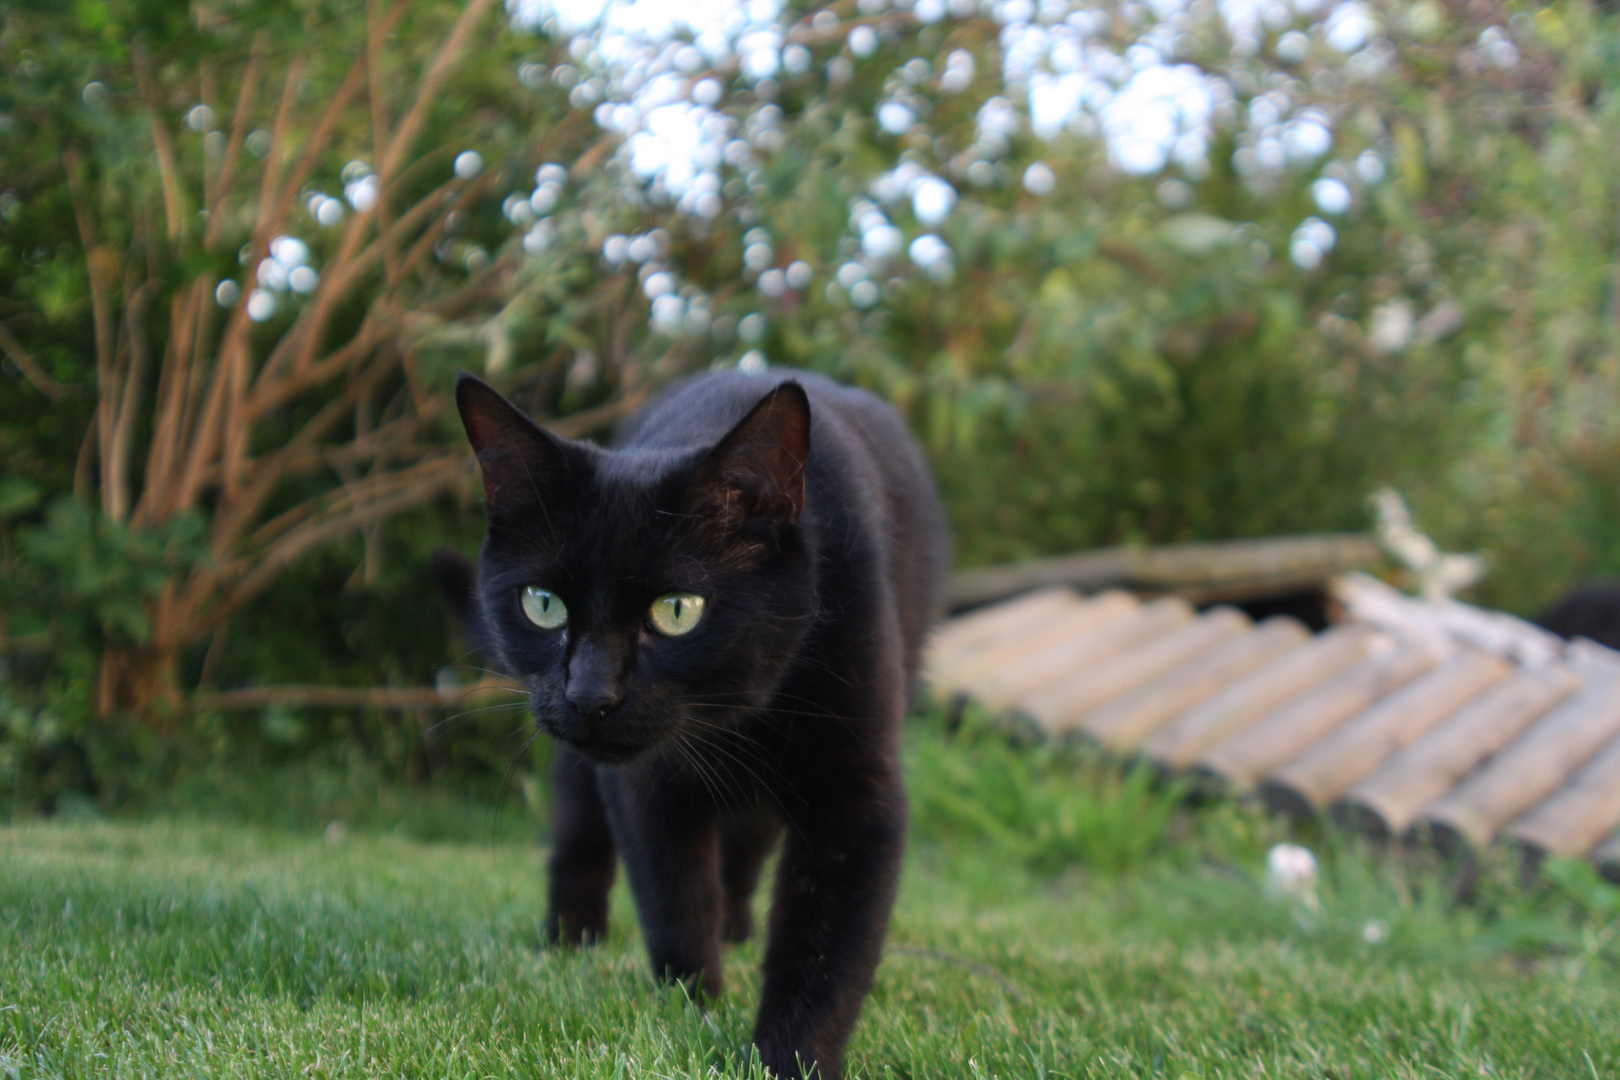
[543,907,608,948]
[754,1041,834,1080]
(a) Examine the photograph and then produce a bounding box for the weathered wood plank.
[1337,664,1581,840]
[1259,650,1510,818]
[1141,624,1378,771]
[1195,645,1439,793]
[928,591,1132,697]
[976,596,1193,711]
[948,533,1381,611]
[1507,724,1620,860]
[1016,607,1251,736]
[1417,645,1620,852]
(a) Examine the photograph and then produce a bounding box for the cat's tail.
[431,547,498,663]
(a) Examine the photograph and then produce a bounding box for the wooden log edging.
[1259,650,1511,818]
[976,597,1191,711]
[926,570,1620,875]
[1195,644,1440,793]
[1416,645,1620,853]
[947,533,1381,611]
[928,590,1125,698]
[926,587,1081,666]
[1021,607,1250,737]
[1336,665,1581,840]
[1507,723,1620,862]
[1080,616,1309,752]
[1141,624,1377,771]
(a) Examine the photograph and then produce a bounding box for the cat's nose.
[567,691,621,722]
[566,637,626,722]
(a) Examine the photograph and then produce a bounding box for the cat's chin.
[558,731,658,766]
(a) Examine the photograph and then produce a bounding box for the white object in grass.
[1265,843,1318,905]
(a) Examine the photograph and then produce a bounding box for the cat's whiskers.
[669,730,732,809]
[677,713,775,775]
[673,699,780,757]
[675,717,810,841]
[422,699,530,740]
[673,714,794,817]
[445,662,520,683]
[678,689,883,729]
[496,725,545,800]
[661,708,764,797]
[673,704,779,761]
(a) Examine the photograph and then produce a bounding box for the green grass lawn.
[5,724,1620,1078]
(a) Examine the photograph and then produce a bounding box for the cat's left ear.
[693,381,811,526]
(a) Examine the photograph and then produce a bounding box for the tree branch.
[107,279,157,523]
[133,42,186,240]
[367,0,402,285]
[204,32,265,246]
[222,453,466,610]
[0,322,79,400]
[194,677,523,713]
[378,0,500,182]
[62,150,117,428]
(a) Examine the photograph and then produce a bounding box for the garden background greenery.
[3,0,1620,827]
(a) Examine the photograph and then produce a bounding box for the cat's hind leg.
[720,809,781,943]
[544,744,617,946]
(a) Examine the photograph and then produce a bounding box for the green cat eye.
[520,586,568,630]
[648,592,706,637]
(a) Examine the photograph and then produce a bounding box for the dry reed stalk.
[58,0,619,722]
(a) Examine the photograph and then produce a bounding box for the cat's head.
[456,374,815,765]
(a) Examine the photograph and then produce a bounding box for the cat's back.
[619,370,947,685]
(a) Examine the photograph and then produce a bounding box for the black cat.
[1535,582,1620,651]
[443,370,947,1079]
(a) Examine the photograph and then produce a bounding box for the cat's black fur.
[1535,582,1620,651]
[445,370,947,1079]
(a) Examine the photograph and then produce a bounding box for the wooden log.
[926,587,1083,693]
[1195,644,1439,793]
[975,596,1192,711]
[1081,616,1310,752]
[1017,607,1251,737]
[1417,646,1620,853]
[1507,722,1620,860]
[936,590,1137,696]
[928,587,1080,661]
[1141,624,1377,771]
[929,591,1132,697]
[1594,833,1620,885]
[1331,572,1564,667]
[947,533,1381,611]
[1259,650,1510,818]
[1337,664,1580,840]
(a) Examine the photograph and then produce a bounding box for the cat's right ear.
[455,374,571,512]
[690,381,811,528]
